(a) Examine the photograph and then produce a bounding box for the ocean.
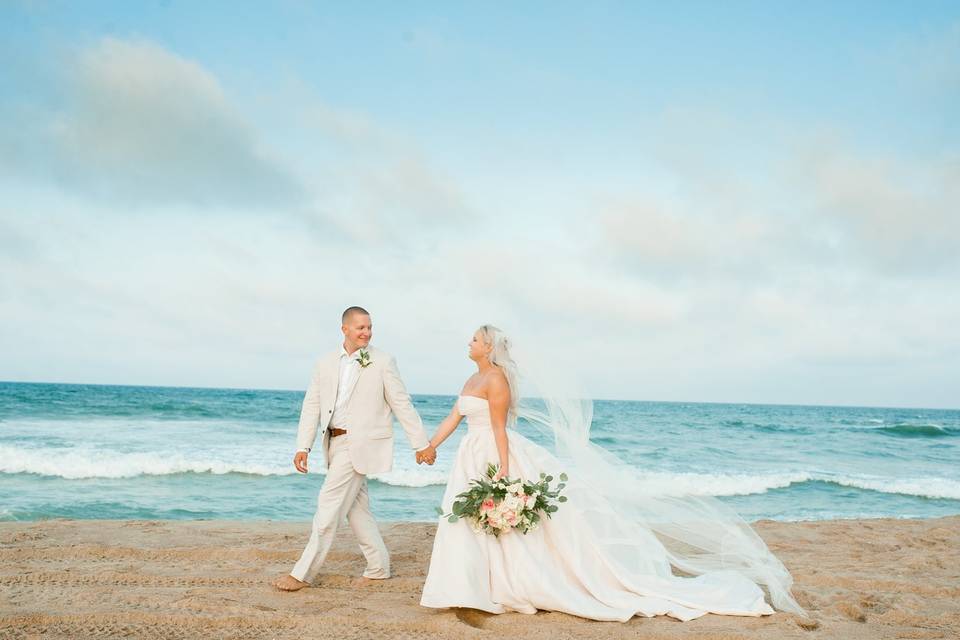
[1,381,958,523]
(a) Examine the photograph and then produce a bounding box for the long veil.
[510,353,806,616]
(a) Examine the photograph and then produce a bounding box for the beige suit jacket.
[295,345,429,475]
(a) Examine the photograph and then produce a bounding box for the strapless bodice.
[457,395,494,433]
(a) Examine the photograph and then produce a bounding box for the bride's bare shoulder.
[484,369,510,395]
[486,367,508,383]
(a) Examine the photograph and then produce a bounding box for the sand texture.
[1,516,958,639]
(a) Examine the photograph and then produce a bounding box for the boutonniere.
[357,349,372,368]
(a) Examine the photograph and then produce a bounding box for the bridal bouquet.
[440,463,568,536]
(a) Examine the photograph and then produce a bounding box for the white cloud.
[794,140,960,274]
[2,35,476,250]
[545,113,960,406]
[283,82,475,245]
[2,37,306,208]
[596,195,780,280]
[595,114,959,279]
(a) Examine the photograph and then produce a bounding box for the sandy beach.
[1,516,957,639]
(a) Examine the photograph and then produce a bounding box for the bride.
[419,325,804,622]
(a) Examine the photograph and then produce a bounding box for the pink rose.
[481,498,495,512]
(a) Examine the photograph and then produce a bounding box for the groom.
[274,306,437,591]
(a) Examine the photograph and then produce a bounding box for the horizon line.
[1,378,956,413]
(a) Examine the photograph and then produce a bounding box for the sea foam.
[0,444,450,487]
[4,444,958,500]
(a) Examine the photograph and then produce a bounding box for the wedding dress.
[420,395,800,622]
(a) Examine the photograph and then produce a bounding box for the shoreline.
[5,507,959,527]
[7,510,960,524]
[2,516,958,639]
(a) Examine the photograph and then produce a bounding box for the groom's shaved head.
[342,306,370,324]
[341,306,372,351]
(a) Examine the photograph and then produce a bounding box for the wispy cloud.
[285,82,475,244]
[795,139,960,275]
[596,116,959,281]
[1,37,306,208]
[1,35,476,249]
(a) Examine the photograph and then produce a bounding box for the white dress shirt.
[330,344,362,429]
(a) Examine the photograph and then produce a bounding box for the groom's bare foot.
[353,576,388,587]
[273,574,310,591]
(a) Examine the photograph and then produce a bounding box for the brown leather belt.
[329,427,347,438]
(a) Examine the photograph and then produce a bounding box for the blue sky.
[1,1,958,407]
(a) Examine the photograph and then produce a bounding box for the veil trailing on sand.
[506,344,806,616]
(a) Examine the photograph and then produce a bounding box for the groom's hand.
[293,451,309,474]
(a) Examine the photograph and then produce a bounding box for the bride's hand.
[417,444,437,465]
[493,466,509,482]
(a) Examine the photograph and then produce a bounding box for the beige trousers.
[290,434,390,582]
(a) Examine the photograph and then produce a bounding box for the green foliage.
[438,463,570,537]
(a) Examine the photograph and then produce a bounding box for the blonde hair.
[477,324,519,423]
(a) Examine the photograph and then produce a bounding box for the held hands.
[293,451,308,474]
[416,444,437,465]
